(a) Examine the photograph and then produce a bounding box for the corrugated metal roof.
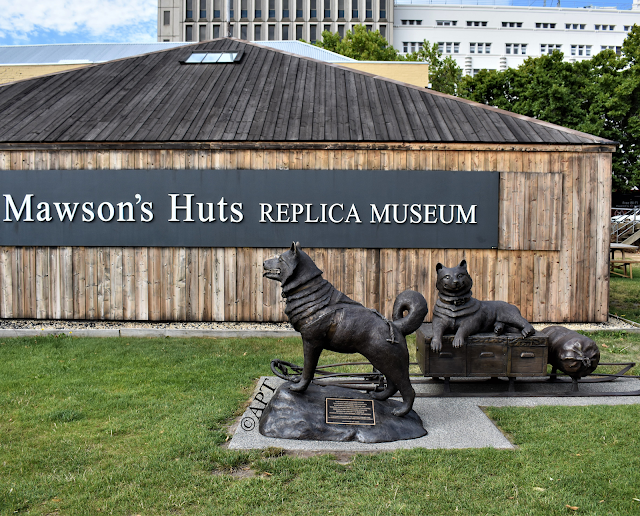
[0,39,614,144]
[0,42,191,65]
[253,41,357,62]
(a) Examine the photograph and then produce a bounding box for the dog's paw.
[392,406,410,417]
[494,322,504,335]
[288,381,308,392]
[430,340,442,353]
[452,336,465,348]
[522,325,535,338]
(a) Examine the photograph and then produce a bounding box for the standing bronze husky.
[263,243,428,417]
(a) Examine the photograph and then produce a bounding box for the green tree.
[404,41,463,96]
[314,25,403,61]
[459,26,640,191]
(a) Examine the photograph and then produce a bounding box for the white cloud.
[0,0,157,42]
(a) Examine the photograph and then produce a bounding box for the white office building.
[393,0,640,75]
[158,0,393,44]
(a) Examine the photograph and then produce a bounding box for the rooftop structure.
[0,38,611,144]
[0,42,191,65]
[254,40,357,60]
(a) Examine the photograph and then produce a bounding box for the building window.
[470,42,490,53]
[186,25,194,40]
[241,0,247,18]
[296,24,303,39]
[324,0,330,18]
[540,43,561,54]
[269,0,276,18]
[624,25,630,31]
[199,24,207,40]
[506,43,526,54]
[536,23,556,29]
[338,24,345,38]
[380,0,386,19]
[366,24,372,31]
[255,0,262,19]
[214,0,221,18]
[502,21,522,27]
[352,0,358,18]
[228,23,234,36]
[282,0,289,18]
[268,24,275,39]
[310,24,317,42]
[403,41,408,53]
[338,0,344,18]
[296,0,303,18]
[324,24,331,32]
[437,20,457,26]
[213,24,220,37]
[241,24,248,39]
[254,25,262,39]
[601,45,622,55]
[310,0,317,18]
[466,21,486,26]
[230,0,234,19]
[283,24,290,39]
[597,24,615,30]
[200,0,206,18]
[380,25,386,38]
[186,0,194,19]
[365,0,372,19]
[163,10,170,25]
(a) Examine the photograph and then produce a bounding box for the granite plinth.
[258,382,427,443]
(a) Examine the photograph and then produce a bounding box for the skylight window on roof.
[183,52,240,63]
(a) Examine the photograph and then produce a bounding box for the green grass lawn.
[2,334,640,515]
[609,263,640,324]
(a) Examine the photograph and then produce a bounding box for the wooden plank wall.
[0,147,611,322]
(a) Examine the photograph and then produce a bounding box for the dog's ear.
[436,263,443,272]
[290,241,299,256]
[459,259,467,269]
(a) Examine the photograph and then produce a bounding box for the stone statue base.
[258,382,427,443]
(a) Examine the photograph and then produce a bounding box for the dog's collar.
[282,275,325,298]
[438,293,472,307]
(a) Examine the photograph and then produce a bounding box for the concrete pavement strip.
[229,376,640,452]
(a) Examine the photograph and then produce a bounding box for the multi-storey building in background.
[158,0,392,44]
[394,0,640,75]
[159,0,640,76]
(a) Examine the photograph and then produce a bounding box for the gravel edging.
[0,317,638,338]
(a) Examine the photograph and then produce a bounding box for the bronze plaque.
[326,398,376,426]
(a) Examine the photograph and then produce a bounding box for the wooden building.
[0,39,615,323]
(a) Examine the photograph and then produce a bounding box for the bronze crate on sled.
[416,323,548,378]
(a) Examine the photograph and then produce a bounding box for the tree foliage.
[315,25,403,61]
[404,41,463,96]
[459,25,640,191]
[315,30,462,95]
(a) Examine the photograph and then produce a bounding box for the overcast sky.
[0,0,157,46]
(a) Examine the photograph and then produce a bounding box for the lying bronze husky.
[263,243,428,417]
[431,260,535,352]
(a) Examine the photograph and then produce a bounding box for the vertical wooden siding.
[0,147,611,322]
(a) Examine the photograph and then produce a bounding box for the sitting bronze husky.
[431,260,535,352]
[263,243,428,417]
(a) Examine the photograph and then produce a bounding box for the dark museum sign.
[0,169,499,248]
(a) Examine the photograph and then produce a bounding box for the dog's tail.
[391,290,429,336]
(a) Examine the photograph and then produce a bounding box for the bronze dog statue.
[431,260,535,352]
[263,242,428,417]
